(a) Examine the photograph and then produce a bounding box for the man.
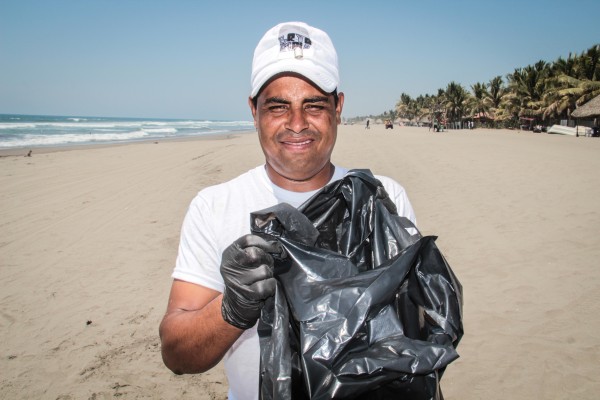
[159,21,416,400]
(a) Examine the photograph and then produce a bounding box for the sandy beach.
[1,124,599,399]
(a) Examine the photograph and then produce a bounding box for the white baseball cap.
[250,21,339,98]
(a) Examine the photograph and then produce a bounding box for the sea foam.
[0,114,254,148]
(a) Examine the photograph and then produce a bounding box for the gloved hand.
[220,234,283,329]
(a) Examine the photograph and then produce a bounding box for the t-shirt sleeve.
[171,193,225,293]
[376,175,418,227]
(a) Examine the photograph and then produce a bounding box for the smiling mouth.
[282,139,313,146]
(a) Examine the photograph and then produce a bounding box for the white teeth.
[286,140,311,145]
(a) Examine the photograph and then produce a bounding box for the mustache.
[275,130,320,141]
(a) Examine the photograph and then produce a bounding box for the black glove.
[220,234,283,329]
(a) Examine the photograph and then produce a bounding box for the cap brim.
[251,60,337,98]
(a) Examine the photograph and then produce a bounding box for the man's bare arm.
[159,279,243,374]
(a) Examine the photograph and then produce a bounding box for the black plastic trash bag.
[252,170,463,400]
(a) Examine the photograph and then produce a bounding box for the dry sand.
[1,124,599,399]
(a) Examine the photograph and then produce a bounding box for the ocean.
[0,114,255,149]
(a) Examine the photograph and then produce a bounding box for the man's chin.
[269,162,333,184]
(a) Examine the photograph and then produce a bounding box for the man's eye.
[306,105,325,112]
[268,105,287,112]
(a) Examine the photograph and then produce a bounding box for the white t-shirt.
[172,165,416,400]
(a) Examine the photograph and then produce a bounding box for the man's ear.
[335,92,345,125]
[248,97,258,129]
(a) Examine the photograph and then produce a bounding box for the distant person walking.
[365,119,370,129]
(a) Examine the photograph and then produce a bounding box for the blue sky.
[1,0,598,121]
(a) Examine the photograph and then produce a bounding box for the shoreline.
[3,123,595,158]
[0,130,256,157]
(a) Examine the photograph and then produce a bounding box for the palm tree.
[543,46,600,122]
[433,89,447,127]
[469,82,488,120]
[543,75,578,121]
[576,80,600,104]
[551,54,577,78]
[415,91,446,129]
[482,76,507,127]
[396,93,418,124]
[575,44,599,81]
[573,45,600,105]
[500,61,550,128]
[444,82,469,128]
[414,95,429,125]
[485,76,506,109]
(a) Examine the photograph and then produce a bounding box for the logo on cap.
[279,33,312,59]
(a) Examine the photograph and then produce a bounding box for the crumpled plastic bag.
[252,170,463,400]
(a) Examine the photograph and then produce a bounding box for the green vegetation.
[348,44,600,129]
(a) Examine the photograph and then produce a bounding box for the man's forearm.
[159,295,243,374]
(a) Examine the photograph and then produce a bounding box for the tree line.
[349,44,600,129]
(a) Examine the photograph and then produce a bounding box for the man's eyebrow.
[304,96,330,103]
[263,95,330,105]
[264,97,290,105]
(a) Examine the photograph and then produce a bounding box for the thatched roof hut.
[572,94,600,118]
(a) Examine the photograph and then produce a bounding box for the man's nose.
[284,107,309,133]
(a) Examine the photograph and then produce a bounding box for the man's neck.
[265,163,335,192]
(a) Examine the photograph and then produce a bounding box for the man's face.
[249,74,344,191]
